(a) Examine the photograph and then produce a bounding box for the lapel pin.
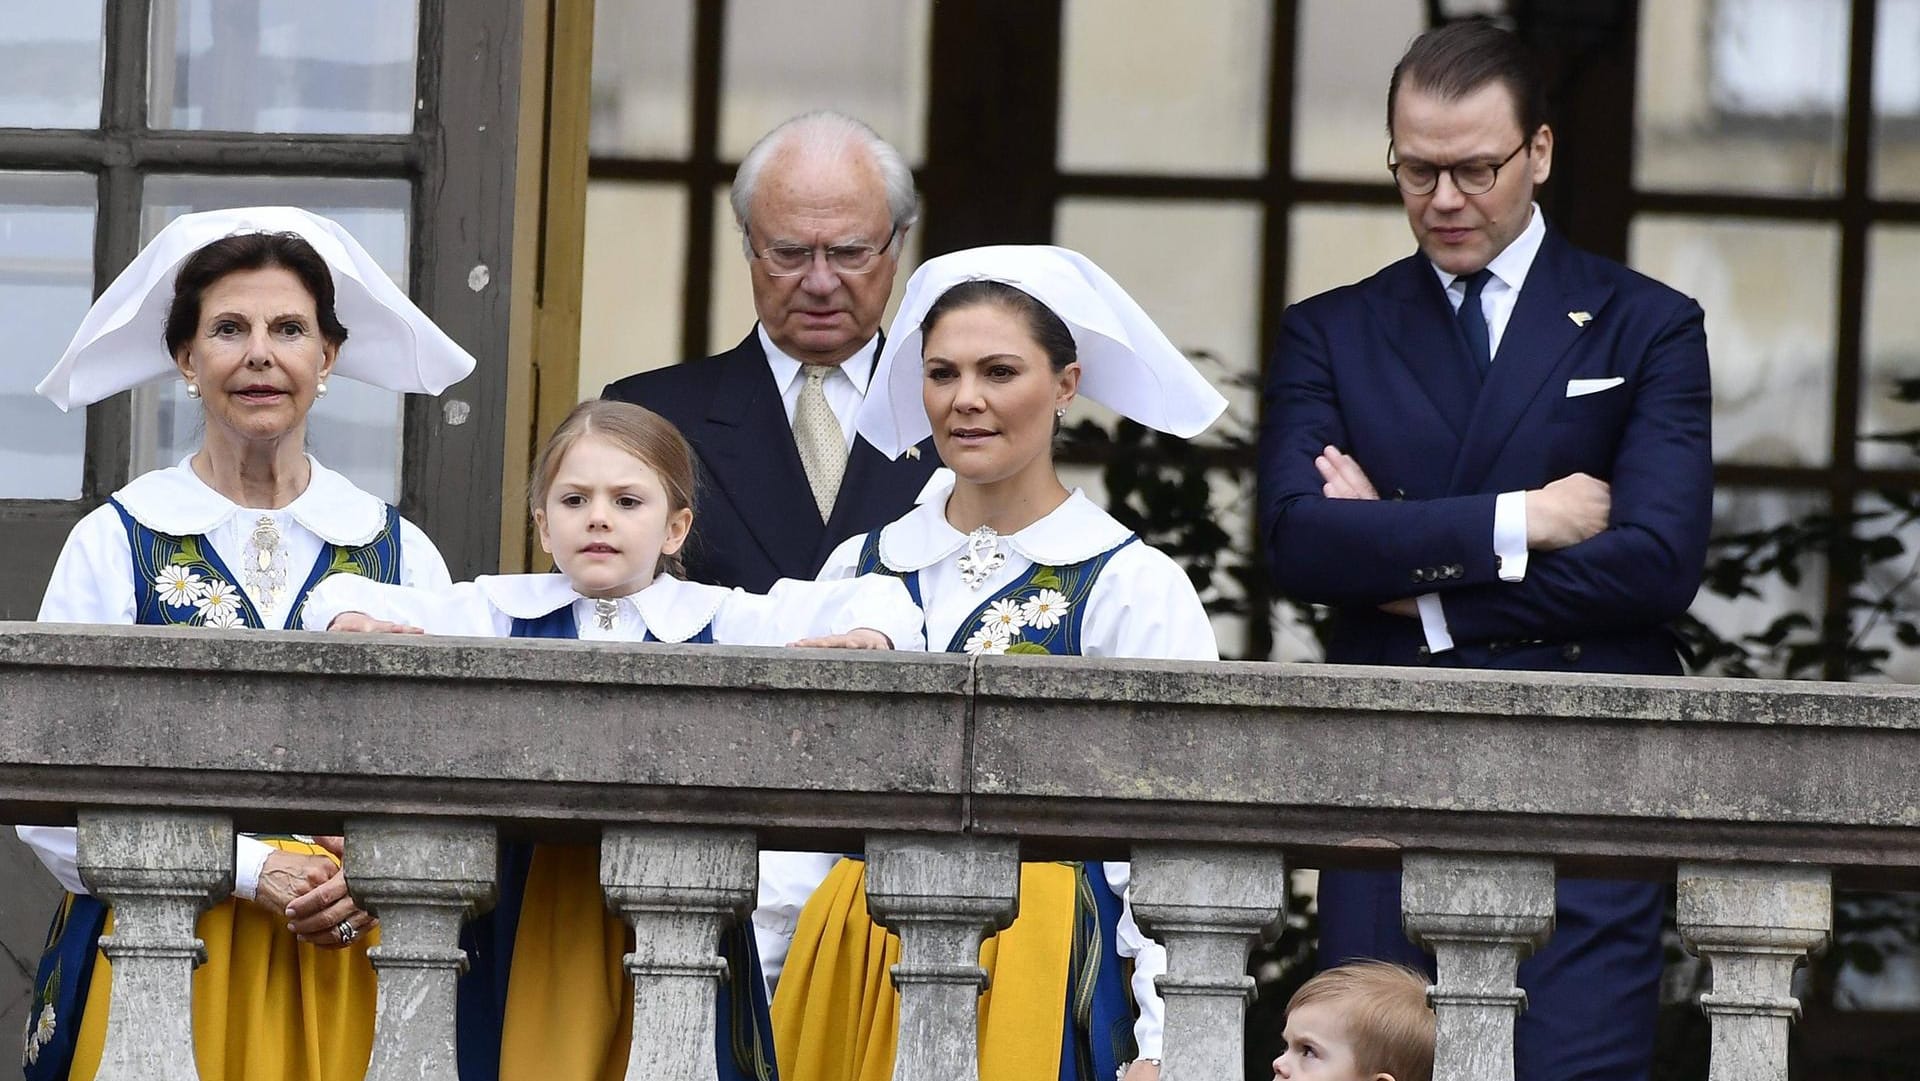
[1568,311,1593,327]
[906,445,921,460]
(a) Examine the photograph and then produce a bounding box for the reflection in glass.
[153,0,418,134]
[133,176,412,502]
[0,3,104,129]
[1852,493,1920,687]
[1874,0,1920,197]
[589,0,693,157]
[1060,0,1268,175]
[1055,198,1262,443]
[720,0,929,164]
[580,182,688,396]
[1861,227,1920,468]
[1688,486,1827,675]
[1629,215,1838,467]
[1636,0,1848,195]
[1293,0,1422,180]
[0,174,95,499]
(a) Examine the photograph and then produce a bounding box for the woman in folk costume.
[18,206,475,1081]
[768,245,1228,1081]
[304,397,925,1081]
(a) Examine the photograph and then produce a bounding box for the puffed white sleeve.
[397,515,454,588]
[1078,543,1220,661]
[301,576,510,637]
[752,851,844,996]
[1104,861,1169,1059]
[36,504,136,624]
[815,531,868,582]
[14,826,84,894]
[711,575,925,651]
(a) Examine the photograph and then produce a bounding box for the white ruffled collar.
[472,573,729,643]
[114,455,388,545]
[876,483,1132,572]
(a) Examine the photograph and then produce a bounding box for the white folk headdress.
[37,206,477,411]
[857,245,1228,459]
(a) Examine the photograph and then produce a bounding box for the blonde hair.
[1286,962,1434,1081]
[528,400,697,579]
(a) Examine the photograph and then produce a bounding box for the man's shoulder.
[601,337,762,414]
[1283,253,1424,320]
[1552,236,1696,313]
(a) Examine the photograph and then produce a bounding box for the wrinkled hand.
[1122,1060,1160,1081]
[328,611,424,634]
[1315,445,1379,501]
[253,850,375,949]
[1526,473,1611,550]
[789,628,893,650]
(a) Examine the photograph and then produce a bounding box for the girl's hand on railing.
[789,628,893,650]
[328,611,424,634]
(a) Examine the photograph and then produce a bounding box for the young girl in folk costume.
[303,398,924,1081]
[20,207,474,1081]
[766,246,1229,1081]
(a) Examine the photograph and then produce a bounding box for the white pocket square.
[1566,377,1625,398]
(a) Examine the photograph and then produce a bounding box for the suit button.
[1416,645,1430,659]
[1411,569,1424,583]
[1392,488,1408,501]
[1449,564,1464,578]
[1562,643,1582,662]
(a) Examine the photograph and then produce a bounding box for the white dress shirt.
[759,325,875,453]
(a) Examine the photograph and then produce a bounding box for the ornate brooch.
[593,597,619,630]
[956,525,1006,590]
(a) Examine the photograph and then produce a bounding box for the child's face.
[535,433,692,599]
[1273,1002,1387,1081]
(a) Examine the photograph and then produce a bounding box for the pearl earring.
[185,381,200,399]
[316,380,328,399]
[1055,407,1066,418]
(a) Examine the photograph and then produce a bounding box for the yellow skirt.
[771,858,1079,1081]
[68,838,378,1081]
[495,844,635,1081]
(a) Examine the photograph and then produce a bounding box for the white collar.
[757,325,877,397]
[114,455,388,545]
[876,482,1132,571]
[1432,202,1546,295]
[474,573,729,643]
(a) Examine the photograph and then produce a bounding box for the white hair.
[730,110,919,256]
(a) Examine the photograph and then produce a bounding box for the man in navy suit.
[1258,21,1711,1081]
[605,111,938,591]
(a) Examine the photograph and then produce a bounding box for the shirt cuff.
[233,835,276,902]
[1494,490,1529,582]
[1415,592,1455,654]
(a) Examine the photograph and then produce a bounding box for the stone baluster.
[1402,853,1556,1081]
[864,833,1020,1081]
[76,809,233,1081]
[348,817,498,1081]
[1129,844,1287,1081]
[1677,863,1831,1081]
[601,825,758,1081]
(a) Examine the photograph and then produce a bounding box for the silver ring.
[335,920,357,945]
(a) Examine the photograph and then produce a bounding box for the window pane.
[1874,0,1920,198]
[589,0,693,158]
[1636,0,1848,195]
[1060,0,1269,176]
[1286,205,1411,304]
[719,0,929,165]
[1861,226,1920,468]
[0,4,104,129]
[1688,486,1827,677]
[0,173,95,499]
[133,176,412,502]
[1629,215,1838,467]
[1054,198,1262,444]
[1293,0,1421,180]
[580,182,687,396]
[153,0,418,134]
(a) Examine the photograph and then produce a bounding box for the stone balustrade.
[5,623,1914,1079]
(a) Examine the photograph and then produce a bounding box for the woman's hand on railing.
[1121,1059,1160,1081]
[255,849,376,948]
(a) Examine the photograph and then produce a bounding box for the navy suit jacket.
[1258,228,1712,674]
[603,330,940,593]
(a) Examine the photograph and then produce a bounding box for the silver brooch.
[242,515,288,618]
[593,597,619,630]
[956,525,1005,590]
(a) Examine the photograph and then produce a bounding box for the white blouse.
[21,456,452,900]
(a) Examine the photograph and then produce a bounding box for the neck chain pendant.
[593,597,619,630]
[242,514,288,618]
[956,525,1006,590]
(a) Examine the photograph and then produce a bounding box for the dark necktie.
[1457,268,1493,378]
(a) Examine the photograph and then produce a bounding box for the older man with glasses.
[605,109,939,592]
[1258,19,1712,1081]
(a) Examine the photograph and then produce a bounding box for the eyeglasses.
[748,229,898,277]
[1387,140,1529,197]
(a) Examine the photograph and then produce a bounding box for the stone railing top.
[6,623,1920,882]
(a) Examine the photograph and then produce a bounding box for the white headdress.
[856,245,1228,459]
[36,206,477,411]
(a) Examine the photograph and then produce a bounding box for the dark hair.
[1387,19,1548,141]
[529,399,698,580]
[920,280,1077,372]
[164,231,350,358]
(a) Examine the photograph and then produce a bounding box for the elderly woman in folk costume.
[763,245,1228,1081]
[18,206,474,1081]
